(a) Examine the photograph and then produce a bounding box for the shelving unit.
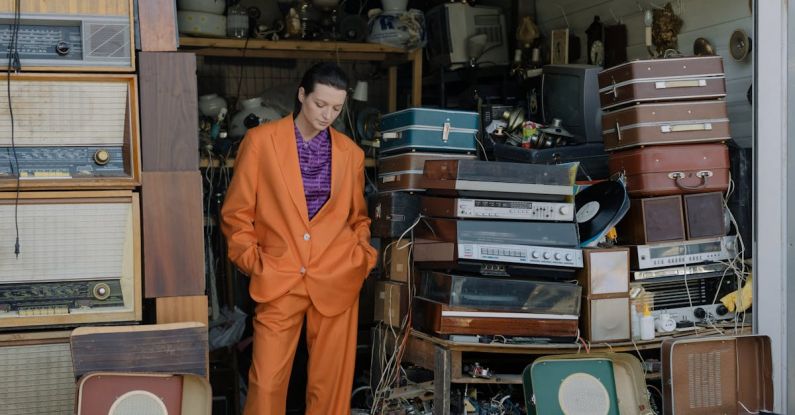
[178,36,423,112]
[399,325,752,415]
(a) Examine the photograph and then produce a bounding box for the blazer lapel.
[271,116,310,225]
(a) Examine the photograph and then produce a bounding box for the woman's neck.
[294,113,320,142]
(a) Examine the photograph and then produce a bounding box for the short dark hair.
[293,62,349,115]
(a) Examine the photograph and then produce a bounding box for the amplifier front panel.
[0,336,75,414]
[0,0,134,71]
[0,74,140,189]
[0,191,140,328]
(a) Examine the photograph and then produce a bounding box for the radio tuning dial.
[94,149,111,165]
[693,307,706,319]
[715,305,729,315]
[92,283,111,300]
[56,41,71,56]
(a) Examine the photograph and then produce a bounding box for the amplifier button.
[94,149,111,165]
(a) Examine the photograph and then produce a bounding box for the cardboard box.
[374,281,408,327]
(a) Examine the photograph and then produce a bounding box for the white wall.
[535,0,753,147]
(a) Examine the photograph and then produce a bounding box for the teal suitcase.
[379,107,479,154]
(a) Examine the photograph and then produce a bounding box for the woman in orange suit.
[221,62,377,415]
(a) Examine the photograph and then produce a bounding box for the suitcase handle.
[668,170,714,189]
[442,121,451,143]
[380,131,401,141]
[615,121,622,142]
[655,79,708,89]
[661,123,713,133]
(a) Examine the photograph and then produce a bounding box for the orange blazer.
[221,115,377,316]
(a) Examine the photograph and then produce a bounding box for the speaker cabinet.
[577,249,631,343]
[683,192,727,239]
[77,372,211,415]
[619,195,685,244]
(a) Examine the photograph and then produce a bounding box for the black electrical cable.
[7,0,22,257]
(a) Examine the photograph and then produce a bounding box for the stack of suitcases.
[598,56,741,332]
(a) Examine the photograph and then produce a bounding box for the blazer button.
[299,267,306,275]
[303,233,311,241]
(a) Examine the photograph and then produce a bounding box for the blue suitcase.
[379,107,479,154]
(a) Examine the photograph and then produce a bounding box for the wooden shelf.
[178,36,423,111]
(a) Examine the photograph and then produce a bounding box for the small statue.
[652,3,683,55]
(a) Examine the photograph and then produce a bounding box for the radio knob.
[559,206,570,215]
[693,307,706,319]
[715,305,729,316]
[565,253,572,261]
[554,253,561,260]
[531,251,539,259]
[543,252,551,260]
[56,41,71,56]
[94,149,111,165]
[92,283,111,301]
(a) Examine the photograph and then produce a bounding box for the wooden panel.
[156,296,209,325]
[142,171,204,297]
[0,0,130,14]
[137,0,178,51]
[71,322,208,377]
[138,52,199,171]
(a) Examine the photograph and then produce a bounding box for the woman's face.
[297,83,347,132]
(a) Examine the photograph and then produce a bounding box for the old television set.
[426,3,509,70]
[542,64,603,143]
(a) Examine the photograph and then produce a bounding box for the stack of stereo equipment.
[370,107,479,328]
[598,56,741,332]
[408,158,586,342]
[0,2,140,414]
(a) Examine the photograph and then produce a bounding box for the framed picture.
[551,28,569,64]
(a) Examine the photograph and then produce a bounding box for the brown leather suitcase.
[377,152,476,192]
[608,143,729,197]
[598,56,726,110]
[601,100,730,151]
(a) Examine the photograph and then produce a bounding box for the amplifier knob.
[715,305,729,316]
[531,251,539,259]
[94,149,111,165]
[559,205,570,215]
[92,283,111,301]
[693,307,706,319]
[565,253,573,261]
[543,252,551,260]
[554,253,561,260]
[56,41,71,56]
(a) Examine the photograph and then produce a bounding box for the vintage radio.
[369,192,420,238]
[420,195,574,222]
[417,271,582,313]
[76,372,212,415]
[414,240,583,269]
[630,235,738,270]
[422,159,576,201]
[618,195,686,245]
[377,152,476,192]
[631,271,737,323]
[0,331,75,415]
[631,262,728,281]
[0,191,141,329]
[0,73,140,190]
[0,0,134,71]
[412,296,579,340]
[577,248,631,343]
[662,335,773,415]
[683,192,727,240]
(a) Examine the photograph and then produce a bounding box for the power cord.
[6,0,22,257]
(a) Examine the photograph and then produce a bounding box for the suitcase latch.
[661,123,713,133]
[380,131,401,141]
[442,121,451,143]
[654,79,707,89]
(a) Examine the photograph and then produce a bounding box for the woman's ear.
[297,86,306,104]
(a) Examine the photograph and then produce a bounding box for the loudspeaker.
[683,192,727,239]
[619,195,685,244]
[76,372,211,415]
[577,249,631,343]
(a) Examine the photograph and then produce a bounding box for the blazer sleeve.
[221,132,265,278]
[349,151,378,273]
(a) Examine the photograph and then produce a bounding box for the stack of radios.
[0,1,142,414]
[598,56,740,330]
[369,107,593,342]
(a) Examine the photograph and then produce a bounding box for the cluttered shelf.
[179,36,423,111]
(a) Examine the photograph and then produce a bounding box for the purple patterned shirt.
[294,124,331,219]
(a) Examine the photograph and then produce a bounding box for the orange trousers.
[243,280,359,415]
